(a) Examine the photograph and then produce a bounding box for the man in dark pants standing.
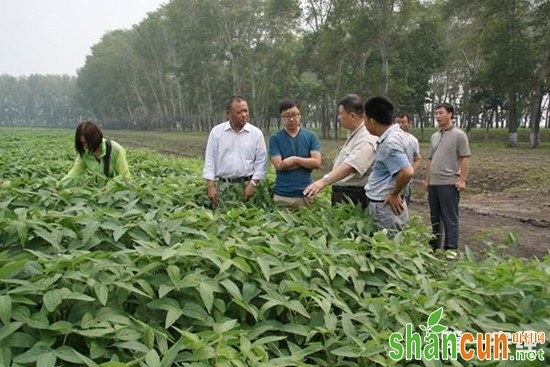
[424,103,471,259]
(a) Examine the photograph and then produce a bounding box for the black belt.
[218,176,252,183]
[367,197,384,203]
[333,185,365,193]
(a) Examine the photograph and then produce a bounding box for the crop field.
[0,128,548,366]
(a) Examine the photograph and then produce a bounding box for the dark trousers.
[331,185,369,209]
[428,185,460,250]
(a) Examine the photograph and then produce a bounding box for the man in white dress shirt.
[203,96,267,208]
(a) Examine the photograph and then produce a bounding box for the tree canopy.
[1,0,548,145]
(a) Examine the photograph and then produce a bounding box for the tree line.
[0,74,85,127]
[0,0,548,147]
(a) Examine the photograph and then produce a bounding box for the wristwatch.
[322,174,332,184]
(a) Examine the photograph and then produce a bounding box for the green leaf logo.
[424,307,448,335]
[428,307,443,327]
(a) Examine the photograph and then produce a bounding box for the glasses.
[282,112,300,120]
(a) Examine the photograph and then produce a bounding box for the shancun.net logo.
[389,307,546,362]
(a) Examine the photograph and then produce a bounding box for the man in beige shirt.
[304,94,377,208]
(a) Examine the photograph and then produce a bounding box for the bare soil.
[409,187,550,260]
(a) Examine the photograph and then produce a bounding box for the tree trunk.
[529,49,549,148]
[376,0,394,95]
[507,91,519,147]
[321,98,330,139]
[419,109,425,141]
[485,109,493,141]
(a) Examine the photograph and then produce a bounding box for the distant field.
[2,126,548,194]
[107,128,550,195]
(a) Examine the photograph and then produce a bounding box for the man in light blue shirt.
[364,97,414,234]
[203,96,267,208]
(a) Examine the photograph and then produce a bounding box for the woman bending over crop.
[60,120,129,186]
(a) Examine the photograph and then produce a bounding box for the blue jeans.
[428,185,459,250]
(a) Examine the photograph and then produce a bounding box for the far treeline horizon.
[0,0,548,147]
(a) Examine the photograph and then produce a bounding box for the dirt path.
[410,191,550,259]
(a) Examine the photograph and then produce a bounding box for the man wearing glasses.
[269,98,321,208]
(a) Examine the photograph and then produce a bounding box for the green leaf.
[167,265,180,285]
[145,349,161,367]
[48,321,73,333]
[0,259,27,278]
[158,284,174,298]
[94,284,108,306]
[43,290,62,312]
[427,307,443,327]
[430,324,448,333]
[341,314,356,338]
[113,226,127,242]
[213,319,238,334]
[37,352,57,367]
[81,220,100,243]
[280,323,310,336]
[34,227,62,249]
[330,345,361,358]
[2,331,34,348]
[114,340,149,353]
[0,295,12,324]
[165,307,183,329]
[65,291,95,302]
[286,300,310,318]
[114,281,151,298]
[198,282,215,313]
[181,302,213,325]
[220,278,242,301]
[324,313,337,331]
[13,344,50,364]
[256,256,271,281]
[75,328,115,338]
[0,322,24,343]
[116,327,142,341]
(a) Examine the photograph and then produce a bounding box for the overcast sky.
[0,0,167,77]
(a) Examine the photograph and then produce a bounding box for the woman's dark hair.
[75,120,103,156]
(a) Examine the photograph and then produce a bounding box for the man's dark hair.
[364,96,394,125]
[226,95,247,111]
[435,102,454,119]
[278,98,300,114]
[75,120,103,156]
[338,94,365,115]
[394,112,411,122]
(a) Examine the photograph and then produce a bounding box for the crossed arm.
[271,151,321,171]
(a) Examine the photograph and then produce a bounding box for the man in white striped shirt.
[203,96,267,208]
